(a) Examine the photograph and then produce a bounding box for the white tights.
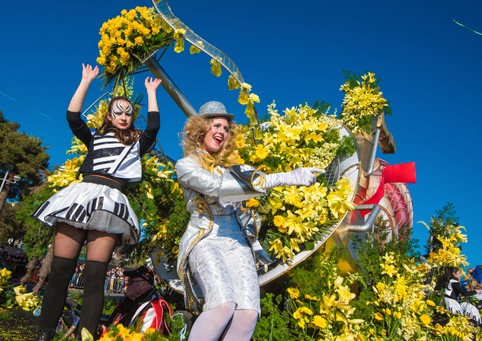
[188,303,258,341]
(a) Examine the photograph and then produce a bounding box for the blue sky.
[1,0,481,266]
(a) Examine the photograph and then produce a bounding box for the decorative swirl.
[152,0,245,85]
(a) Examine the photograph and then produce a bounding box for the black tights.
[38,257,108,338]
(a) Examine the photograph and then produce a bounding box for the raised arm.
[144,77,162,112]
[68,63,99,112]
[138,77,162,155]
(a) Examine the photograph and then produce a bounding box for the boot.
[38,329,55,341]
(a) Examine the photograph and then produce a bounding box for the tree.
[0,111,50,216]
[0,202,23,244]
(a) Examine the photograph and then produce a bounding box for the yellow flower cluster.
[340,72,389,134]
[0,268,11,294]
[97,324,168,341]
[238,102,354,261]
[431,315,477,341]
[370,252,433,339]
[13,285,40,311]
[97,7,171,75]
[47,156,85,189]
[240,103,342,170]
[98,6,261,125]
[272,213,481,340]
[268,179,354,262]
[427,224,468,268]
[288,275,363,339]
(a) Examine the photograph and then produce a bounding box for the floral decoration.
[0,268,11,296]
[96,324,168,341]
[340,71,391,134]
[96,6,174,89]
[13,285,40,312]
[237,102,356,261]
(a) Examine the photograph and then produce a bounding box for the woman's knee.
[85,231,118,263]
[214,302,236,318]
[234,309,258,326]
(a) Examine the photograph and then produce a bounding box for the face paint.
[111,100,133,119]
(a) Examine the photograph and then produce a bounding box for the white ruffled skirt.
[31,182,139,245]
[444,297,481,324]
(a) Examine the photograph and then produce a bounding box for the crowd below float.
[1,244,137,294]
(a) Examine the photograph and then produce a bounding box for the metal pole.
[144,56,197,118]
[0,170,9,194]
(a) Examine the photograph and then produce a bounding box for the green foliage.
[15,184,57,258]
[0,111,50,188]
[122,159,189,265]
[0,111,51,252]
[254,293,292,341]
[349,219,420,319]
[102,297,119,317]
[0,204,23,245]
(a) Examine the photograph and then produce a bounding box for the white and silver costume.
[175,154,268,315]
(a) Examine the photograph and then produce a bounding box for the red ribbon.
[361,162,416,215]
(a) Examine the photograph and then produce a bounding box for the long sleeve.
[175,157,224,198]
[452,281,477,298]
[66,110,93,146]
[139,111,160,155]
[175,157,268,205]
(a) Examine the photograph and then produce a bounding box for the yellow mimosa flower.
[210,58,222,77]
[287,287,300,299]
[312,315,328,328]
[245,198,260,208]
[174,39,185,53]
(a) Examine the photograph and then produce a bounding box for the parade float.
[49,0,417,310]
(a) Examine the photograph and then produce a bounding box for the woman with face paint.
[32,63,162,341]
[175,101,323,341]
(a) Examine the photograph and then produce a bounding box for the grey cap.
[198,101,234,120]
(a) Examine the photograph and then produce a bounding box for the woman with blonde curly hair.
[175,101,323,340]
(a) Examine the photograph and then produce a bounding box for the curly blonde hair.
[99,96,141,145]
[181,115,238,166]
[467,278,482,291]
